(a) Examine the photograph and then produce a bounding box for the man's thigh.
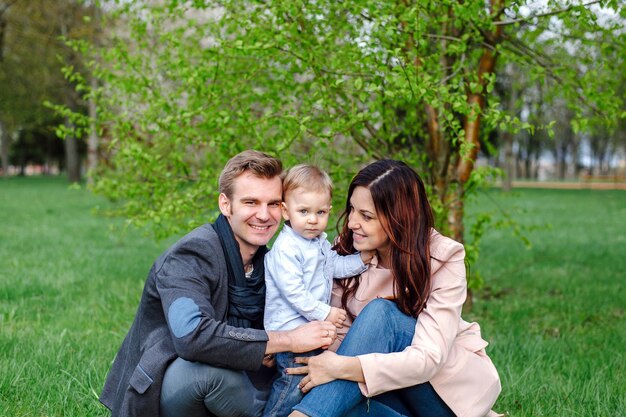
[160,357,269,417]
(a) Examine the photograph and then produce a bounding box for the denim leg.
[262,350,319,417]
[294,299,456,417]
[294,299,416,417]
[160,357,269,417]
[394,382,456,417]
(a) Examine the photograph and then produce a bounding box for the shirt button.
[236,332,242,338]
[228,331,236,337]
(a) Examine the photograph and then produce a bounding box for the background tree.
[0,0,97,180]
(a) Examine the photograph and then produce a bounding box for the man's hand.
[266,321,337,354]
[325,306,346,328]
[262,354,276,368]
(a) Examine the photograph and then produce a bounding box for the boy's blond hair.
[283,164,333,199]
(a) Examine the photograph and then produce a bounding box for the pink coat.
[330,230,501,417]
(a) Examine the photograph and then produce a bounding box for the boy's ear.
[281,202,290,221]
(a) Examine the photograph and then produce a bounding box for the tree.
[0,0,97,180]
[61,1,625,297]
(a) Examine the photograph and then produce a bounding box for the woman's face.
[348,186,391,259]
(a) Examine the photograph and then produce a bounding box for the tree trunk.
[0,122,9,177]
[65,118,81,183]
[0,4,11,177]
[501,66,517,192]
[87,75,98,185]
[448,183,465,243]
[502,135,514,191]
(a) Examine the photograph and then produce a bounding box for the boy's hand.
[325,306,347,328]
[360,250,375,264]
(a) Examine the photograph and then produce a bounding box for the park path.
[509,180,626,190]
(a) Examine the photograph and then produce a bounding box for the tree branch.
[494,0,602,26]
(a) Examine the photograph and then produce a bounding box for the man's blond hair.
[219,150,283,199]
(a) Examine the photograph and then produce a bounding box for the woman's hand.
[286,351,339,393]
[286,351,365,393]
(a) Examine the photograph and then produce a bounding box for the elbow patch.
[168,297,201,338]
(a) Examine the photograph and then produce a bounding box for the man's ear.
[218,193,231,216]
[281,202,290,221]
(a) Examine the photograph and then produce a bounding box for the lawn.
[1,177,624,416]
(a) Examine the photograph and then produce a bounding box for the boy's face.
[282,187,331,240]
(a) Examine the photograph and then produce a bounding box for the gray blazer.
[100,224,269,417]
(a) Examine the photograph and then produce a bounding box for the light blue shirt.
[264,224,367,331]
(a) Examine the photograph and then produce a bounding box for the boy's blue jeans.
[262,349,321,417]
[292,299,457,417]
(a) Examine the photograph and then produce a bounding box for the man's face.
[219,173,283,257]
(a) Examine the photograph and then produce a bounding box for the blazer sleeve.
[155,234,268,371]
[356,235,466,397]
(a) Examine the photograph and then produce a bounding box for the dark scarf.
[213,214,267,329]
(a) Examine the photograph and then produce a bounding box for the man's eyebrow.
[239,196,282,204]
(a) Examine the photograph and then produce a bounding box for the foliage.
[57,1,624,295]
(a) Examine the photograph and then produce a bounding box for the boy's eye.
[299,209,308,215]
[317,210,327,216]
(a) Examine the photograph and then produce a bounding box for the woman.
[286,160,501,417]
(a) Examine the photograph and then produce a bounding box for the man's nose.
[256,204,270,220]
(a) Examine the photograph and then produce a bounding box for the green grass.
[466,188,626,416]
[0,177,170,416]
[1,178,624,416]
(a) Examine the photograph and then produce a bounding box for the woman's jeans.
[293,299,456,417]
[160,357,273,417]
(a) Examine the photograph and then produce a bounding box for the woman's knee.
[360,298,398,317]
[353,298,400,331]
[343,299,415,352]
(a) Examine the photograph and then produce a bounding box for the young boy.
[262,164,373,417]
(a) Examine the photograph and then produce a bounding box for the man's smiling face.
[219,172,283,258]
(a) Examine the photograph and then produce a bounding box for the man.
[100,150,337,417]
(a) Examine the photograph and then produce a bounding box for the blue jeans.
[293,299,456,417]
[262,349,321,417]
[160,357,273,417]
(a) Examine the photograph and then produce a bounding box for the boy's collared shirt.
[264,224,367,331]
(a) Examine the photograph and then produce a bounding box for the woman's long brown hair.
[334,160,434,319]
